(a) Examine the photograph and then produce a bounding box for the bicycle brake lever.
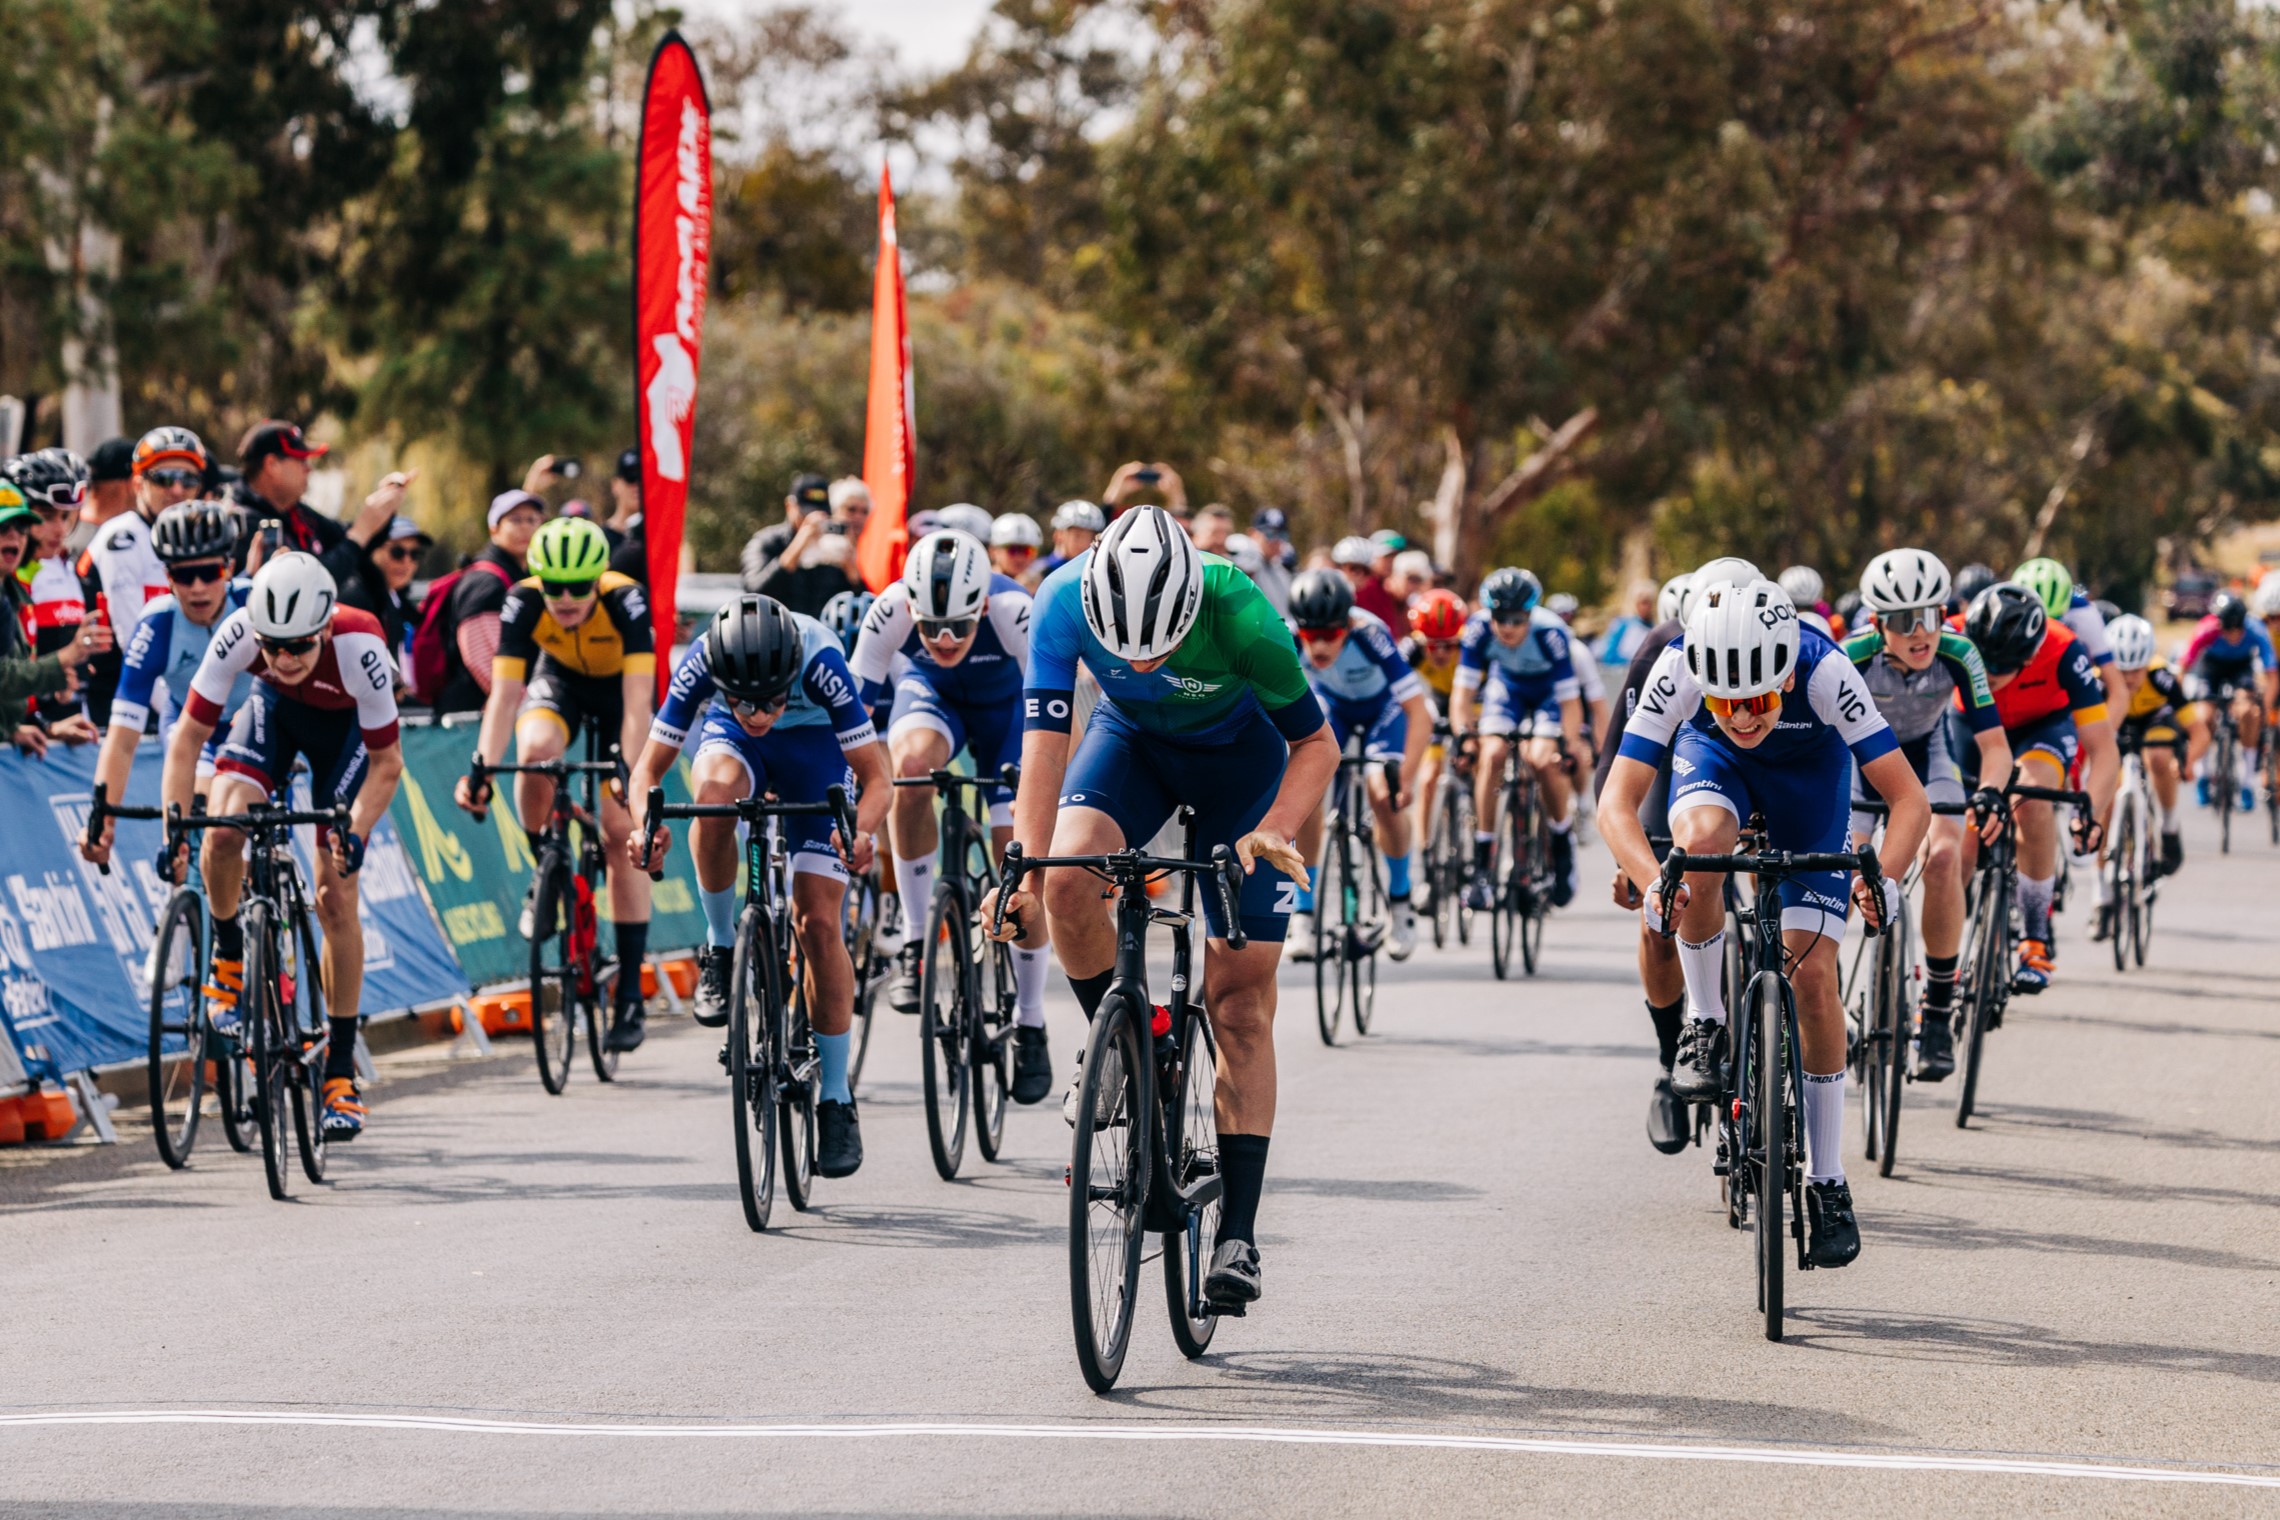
[85,782,111,876]
[1212,844,1248,951]
[642,785,667,882]
[991,843,1024,939]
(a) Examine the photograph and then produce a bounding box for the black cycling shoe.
[1647,1075,1690,1155]
[1913,1012,1955,1082]
[888,942,925,1015]
[1548,829,1576,908]
[604,1005,647,1053]
[2090,902,2114,943]
[1805,1180,1861,1268]
[2159,832,2183,878]
[691,945,732,1028]
[1669,1017,1728,1103]
[1011,1025,1053,1105]
[1204,1238,1262,1310]
[816,1100,863,1178]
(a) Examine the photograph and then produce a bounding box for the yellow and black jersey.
[1399,633,1460,702]
[2123,659,2195,726]
[494,570,655,684]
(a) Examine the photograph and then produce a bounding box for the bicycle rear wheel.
[1070,992,1149,1393]
[218,1041,257,1154]
[289,914,329,1186]
[1313,836,1346,1046]
[1164,1008,1220,1359]
[1755,972,1788,1342]
[246,905,293,1201]
[919,885,974,1179]
[147,889,208,1170]
[1956,871,2004,1128]
[527,854,578,1095]
[973,936,1014,1163]
[728,909,781,1232]
[1519,804,1550,976]
[2108,801,2135,974]
[1490,798,1521,980]
[585,878,619,1086]
[1350,832,1381,1037]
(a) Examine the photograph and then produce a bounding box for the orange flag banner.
[856,165,915,592]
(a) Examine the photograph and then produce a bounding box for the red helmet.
[1409,587,1466,641]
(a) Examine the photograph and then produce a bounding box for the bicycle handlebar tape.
[1212,845,1248,951]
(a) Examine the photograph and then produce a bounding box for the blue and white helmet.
[903,530,991,621]
[820,589,875,653]
[1081,506,1202,662]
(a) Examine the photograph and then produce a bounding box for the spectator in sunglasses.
[0,494,108,755]
[341,514,435,678]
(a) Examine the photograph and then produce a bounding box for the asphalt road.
[3,804,2278,1517]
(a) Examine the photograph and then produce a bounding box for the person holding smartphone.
[1102,460,1188,519]
[738,472,865,618]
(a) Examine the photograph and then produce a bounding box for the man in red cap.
[231,420,401,592]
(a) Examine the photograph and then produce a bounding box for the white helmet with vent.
[1081,506,1203,661]
[903,529,991,620]
[2106,613,2156,670]
[1859,548,1951,614]
[1656,574,1691,626]
[249,551,337,640]
[1684,578,1799,699]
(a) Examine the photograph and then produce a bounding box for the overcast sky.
[683,0,995,69]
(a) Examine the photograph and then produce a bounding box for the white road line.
[2,1410,2276,1489]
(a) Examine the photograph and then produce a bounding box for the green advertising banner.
[389,723,708,988]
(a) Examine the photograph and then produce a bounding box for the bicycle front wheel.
[1489,794,1522,980]
[288,913,329,1187]
[527,855,578,1096]
[246,904,292,1201]
[1164,1008,1220,1359]
[1875,919,1908,1178]
[1756,973,1788,1342]
[919,885,974,1179]
[147,889,208,1170]
[728,909,781,1232]
[1313,837,1346,1046]
[973,936,1014,1163]
[1956,870,2004,1128]
[1350,834,1381,1037]
[1070,992,1149,1393]
[2108,800,2135,974]
[844,872,882,1093]
[1520,804,1550,976]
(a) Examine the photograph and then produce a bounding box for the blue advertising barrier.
[0,739,468,1080]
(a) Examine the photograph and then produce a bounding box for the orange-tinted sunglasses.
[1704,690,1783,718]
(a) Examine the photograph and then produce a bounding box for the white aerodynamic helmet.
[936,503,995,542]
[249,551,337,640]
[1050,499,1106,534]
[1684,578,1800,700]
[990,512,1042,549]
[1330,535,1376,568]
[1859,548,1951,614]
[903,530,992,621]
[1081,506,1203,661]
[1681,557,1763,620]
[1656,574,1692,626]
[2107,613,2157,670]
[2253,573,2280,619]
[1778,564,1825,607]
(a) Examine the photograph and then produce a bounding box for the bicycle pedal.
[1205,1300,1247,1319]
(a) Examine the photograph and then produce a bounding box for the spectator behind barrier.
[738,472,865,617]
[427,488,543,716]
[0,494,108,753]
[341,513,433,676]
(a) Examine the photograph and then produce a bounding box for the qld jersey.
[185,605,400,750]
[651,612,877,753]
[849,573,1031,707]
[1617,622,1898,770]
[1026,555,1324,746]
[1453,608,1580,708]
[1304,608,1423,710]
[109,582,254,734]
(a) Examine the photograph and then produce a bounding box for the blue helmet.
[1479,568,1542,620]
[821,589,875,654]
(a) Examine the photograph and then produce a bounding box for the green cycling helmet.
[2012,556,2074,619]
[528,517,611,584]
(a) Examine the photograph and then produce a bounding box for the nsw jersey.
[1453,608,1580,708]
[651,612,877,753]
[1304,608,1423,710]
[1025,556,1324,746]
[110,582,254,734]
[850,574,1031,708]
[185,605,401,750]
[1987,624,2107,731]
[1617,622,1898,770]
[1843,625,2000,743]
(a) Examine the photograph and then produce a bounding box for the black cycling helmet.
[3,449,85,510]
[2215,590,2249,631]
[1964,581,2048,674]
[1950,562,1998,613]
[1288,567,1354,630]
[706,594,805,704]
[150,501,239,564]
[1479,567,1542,620]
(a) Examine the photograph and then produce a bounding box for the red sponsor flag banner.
[634,30,712,650]
[856,165,915,593]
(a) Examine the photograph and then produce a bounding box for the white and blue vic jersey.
[849,573,1031,709]
[1616,622,1898,770]
[1305,608,1424,715]
[108,581,255,734]
[1453,607,1580,708]
[650,611,878,753]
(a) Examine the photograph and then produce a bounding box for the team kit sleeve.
[609,580,657,673]
[1539,623,1582,702]
[2058,643,2109,721]
[990,583,1033,665]
[802,643,879,751]
[1022,574,1083,734]
[649,640,717,749]
[1356,615,1426,704]
[849,584,914,699]
[1938,631,2004,733]
[106,601,175,734]
[92,531,157,638]
[1227,581,1327,742]
[181,608,259,730]
[335,628,402,749]
[1453,618,1491,691]
[491,584,542,685]
[1806,648,1901,765]
[1614,644,1695,765]
[2062,595,2113,665]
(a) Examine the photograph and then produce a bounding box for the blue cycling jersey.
[1617,621,1899,770]
[108,581,254,735]
[651,612,877,752]
[2194,621,2275,675]
[849,573,1031,709]
[1454,608,1580,708]
[1304,608,1424,710]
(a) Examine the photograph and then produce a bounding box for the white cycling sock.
[895,855,934,940]
[1550,814,1572,835]
[1013,944,1049,1029]
[1803,1069,1846,1184]
[2019,873,2054,941]
[1676,932,1728,1025]
[2239,747,2259,789]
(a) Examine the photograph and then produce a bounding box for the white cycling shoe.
[1388,901,1417,961]
[1287,911,1316,961]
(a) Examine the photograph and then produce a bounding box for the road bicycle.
[2104,728,2169,971]
[1952,782,2085,1127]
[1418,719,1475,950]
[1656,827,1885,1343]
[167,796,346,1201]
[893,763,1020,1179]
[1313,737,1392,1046]
[468,731,626,1094]
[643,782,856,1233]
[1488,720,1560,979]
[2206,686,2243,854]
[997,814,1243,1393]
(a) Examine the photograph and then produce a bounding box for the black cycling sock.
[1389,891,1411,905]
[614,920,649,1008]
[1923,953,1959,1013]
[1472,837,1492,870]
[1648,997,1686,1071]
[1069,969,1114,1022]
[325,1017,359,1081]
[211,913,243,962]
[1216,1133,1272,1248]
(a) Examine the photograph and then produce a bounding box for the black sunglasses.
[167,561,228,585]
[143,467,201,491]
[539,579,597,599]
[729,692,790,718]
[919,617,978,641]
[382,545,421,563]
[259,634,320,657]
